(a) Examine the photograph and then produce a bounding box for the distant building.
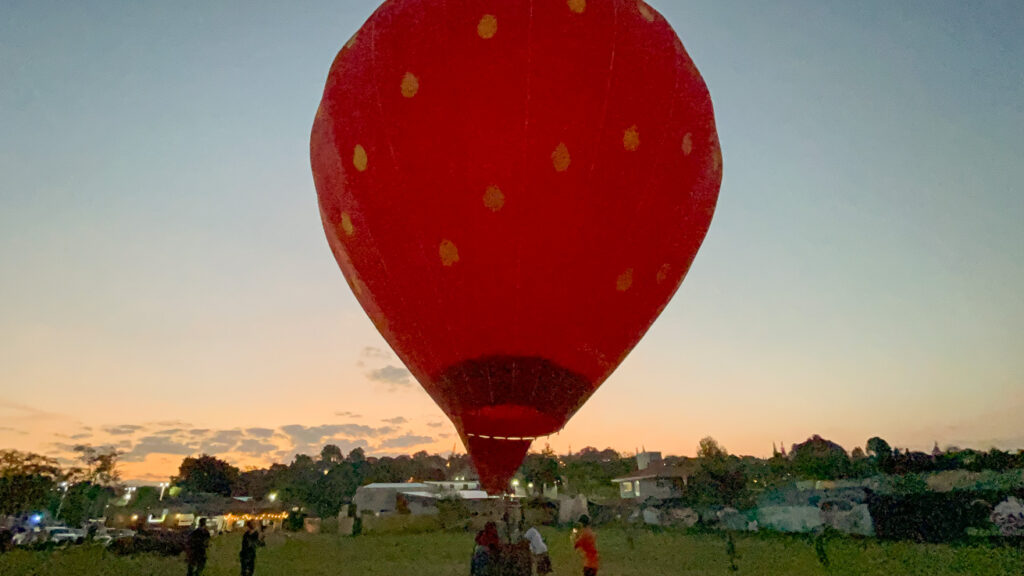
[353,483,433,515]
[612,460,698,500]
[353,482,492,516]
[636,451,662,471]
[424,480,480,493]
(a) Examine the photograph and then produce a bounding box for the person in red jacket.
[573,515,599,576]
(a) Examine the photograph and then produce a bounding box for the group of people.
[186,518,264,576]
[471,515,599,576]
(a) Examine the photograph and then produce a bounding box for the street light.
[268,492,278,503]
[158,482,169,501]
[55,482,70,519]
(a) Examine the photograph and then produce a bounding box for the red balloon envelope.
[311,0,722,493]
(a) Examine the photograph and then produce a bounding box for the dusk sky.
[2,1,1022,482]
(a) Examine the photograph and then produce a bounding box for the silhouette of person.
[523,526,552,575]
[573,515,599,576]
[186,518,211,576]
[471,521,501,576]
[239,520,265,576]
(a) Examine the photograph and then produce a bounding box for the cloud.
[361,346,392,360]
[0,426,28,435]
[236,438,279,455]
[0,400,64,421]
[382,417,407,425]
[426,422,444,428]
[377,434,435,449]
[151,420,191,428]
[199,430,244,453]
[122,436,196,463]
[49,442,81,454]
[245,427,275,438]
[279,424,394,446]
[70,433,92,440]
[103,424,145,436]
[367,365,412,388]
[335,411,361,419]
[188,429,210,436]
[155,429,184,436]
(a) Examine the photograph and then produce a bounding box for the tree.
[71,445,120,486]
[174,454,240,496]
[687,438,749,507]
[320,444,344,465]
[346,447,366,464]
[866,437,894,474]
[0,450,60,516]
[791,435,850,480]
[562,448,633,499]
[698,437,729,461]
[520,445,560,494]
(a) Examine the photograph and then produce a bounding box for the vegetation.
[1,527,1022,576]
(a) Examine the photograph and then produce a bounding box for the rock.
[992,497,1024,537]
[717,507,747,531]
[756,505,823,533]
[667,507,698,527]
[558,495,589,524]
[337,516,355,536]
[642,508,662,526]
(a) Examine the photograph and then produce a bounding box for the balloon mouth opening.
[435,354,594,438]
[462,405,560,439]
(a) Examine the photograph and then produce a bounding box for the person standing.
[239,520,265,576]
[186,518,211,576]
[471,521,502,576]
[572,515,599,576]
[522,526,552,575]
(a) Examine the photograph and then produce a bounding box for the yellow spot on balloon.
[353,145,368,171]
[616,269,634,292]
[712,147,722,173]
[439,239,460,266]
[656,263,671,284]
[637,1,655,22]
[345,32,359,49]
[340,212,354,236]
[483,185,505,211]
[623,125,640,151]
[478,14,497,39]
[682,133,693,156]
[401,72,419,98]
[552,142,571,172]
[568,0,586,14]
[349,276,363,296]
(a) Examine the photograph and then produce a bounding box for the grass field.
[1,527,1022,576]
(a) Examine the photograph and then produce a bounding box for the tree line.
[3,436,1022,523]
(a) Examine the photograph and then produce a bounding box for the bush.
[360,514,440,534]
[108,529,187,557]
[866,490,998,543]
[436,497,470,531]
[283,511,307,532]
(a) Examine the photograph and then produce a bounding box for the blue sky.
[1,1,1022,480]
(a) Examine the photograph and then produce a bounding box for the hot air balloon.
[310,0,722,494]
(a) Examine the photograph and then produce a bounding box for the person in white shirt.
[522,526,552,575]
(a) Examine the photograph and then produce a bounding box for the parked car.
[12,528,39,547]
[94,528,135,546]
[45,526,86,545]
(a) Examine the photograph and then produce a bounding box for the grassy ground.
[1,526,1022,576]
